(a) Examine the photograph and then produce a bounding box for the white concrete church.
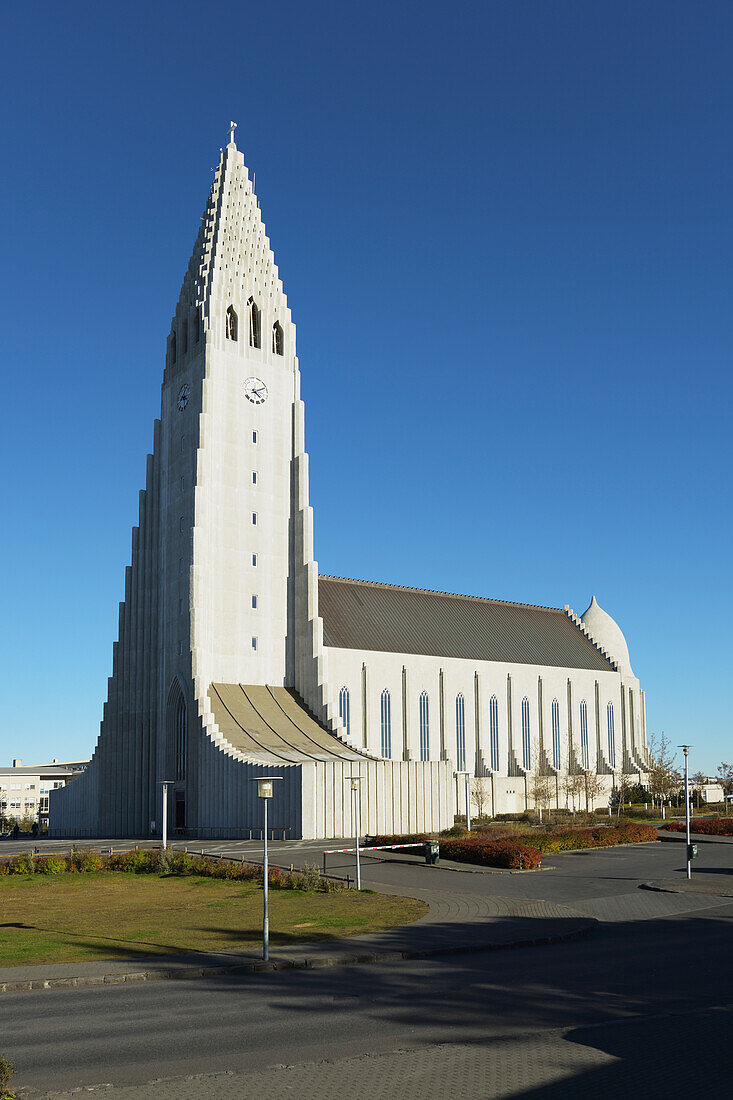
[51,126,650,840]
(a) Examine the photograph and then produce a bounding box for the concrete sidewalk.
[0,884,594,994]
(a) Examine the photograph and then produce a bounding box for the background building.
[1,760,87,829]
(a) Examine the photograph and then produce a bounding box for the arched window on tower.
[191,307,201,345]
[169,330,177,365]
[338,686,350,737]
[521,696,531,770]
[380,689,392,758]
[551,699,561,769]
[248,298,261,348]
[455,693,466,772]
[226,306,238,341]
[489,694,500,771]
[607,702,616,768]
[419,691,430,761]
[272,321,284,355]
[579,699,589,770]
[166,682,187,782]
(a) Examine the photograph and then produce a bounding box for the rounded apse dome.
[580,596,634,677]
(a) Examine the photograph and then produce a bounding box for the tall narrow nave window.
[419,691,430,761]
[455,693,466,772]
[248,298,261,348]
[579,700,589,769]
[339,686,350,736]
[607,702,616,768]
[272,321,284,355]
[167,682,186,782]
[226,305,238,341]
[380,689,392,758]
[489,694,500,771]
[551,699,561,769]
[521,696,531,770]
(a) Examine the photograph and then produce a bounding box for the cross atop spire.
[228,121,237,146]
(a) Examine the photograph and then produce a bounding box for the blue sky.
[1,1,730,775]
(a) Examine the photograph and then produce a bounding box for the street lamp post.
[160,781,173,850]
[678,745,693,880]
[250,776,283,960]
[345,775,364,889]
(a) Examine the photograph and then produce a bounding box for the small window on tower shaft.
[178,557,184,574]
[252,512,257,525]
[251,637,258,651]
[252,553,258,566]
[252,431,258,444]
[252,471,257,485]
[179,517,185,532]
[273,321,284,355]
[252,595,258,609]
[181,436,186,451]
[248,298,261,349]
[180,477,185,492]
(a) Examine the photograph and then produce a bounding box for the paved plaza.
[1,835,732,1097]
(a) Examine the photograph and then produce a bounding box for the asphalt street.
[1,837,732,1097]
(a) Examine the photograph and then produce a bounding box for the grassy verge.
[0,873,426,967]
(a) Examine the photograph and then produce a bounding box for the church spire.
[170,125,290,351]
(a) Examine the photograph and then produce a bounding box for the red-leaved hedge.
[664,817,733,836]
[366,820,657,869]
[365,833,541,869]
[439,837,542,869]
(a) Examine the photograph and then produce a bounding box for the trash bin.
[687,842,698,860]
[424,840,440,865]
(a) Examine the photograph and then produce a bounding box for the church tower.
[51,127,453,839]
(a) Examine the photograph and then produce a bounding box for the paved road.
[1,839,732,1097]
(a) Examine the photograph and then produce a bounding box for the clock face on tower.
[177,383,190,411]
[243,377,268,405]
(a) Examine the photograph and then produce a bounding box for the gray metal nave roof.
[319,576,614,672]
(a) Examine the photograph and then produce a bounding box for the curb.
[657,831,733,845]
[0,921,596,995]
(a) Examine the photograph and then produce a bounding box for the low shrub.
[0,846,343,893]
[6,854,34,875]
[665,817,733,836]
[69,848,104,873]
[0,1054,17,1099]
[35,855,68,875]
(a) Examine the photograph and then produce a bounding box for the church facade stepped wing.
[51,127,650,838]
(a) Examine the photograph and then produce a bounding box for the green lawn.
[0,873,426,967]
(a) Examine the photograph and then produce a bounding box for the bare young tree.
[647,732,681,808]
[562,771,585,817]
[717,762,733,814]
[691,770,707,810]
[529,771,553,822]
[581,770,607,814]
[470,777,491,822]
[615,772,634,819]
